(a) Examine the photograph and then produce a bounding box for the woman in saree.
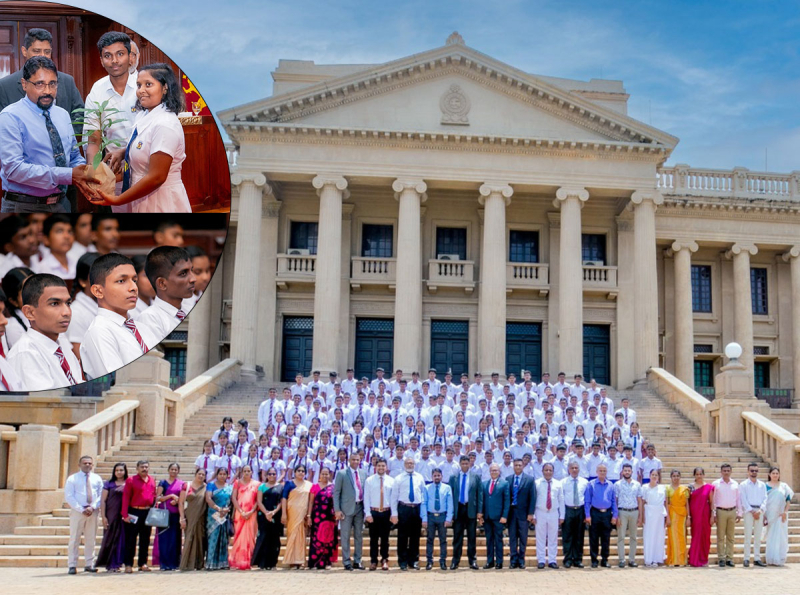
[96,463,128,572]
[281,464,312,569]
[155,463,184,570]
[205,467,233,570]
[252,467,284,570]
[687,466,715,567]
[764,466,794,566]
[307,467,338,569]
[230,464,260,569]
[179,468,207,571]
[665,469,689,566]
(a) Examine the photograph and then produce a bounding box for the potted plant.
[72,100,127,196]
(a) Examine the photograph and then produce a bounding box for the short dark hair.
[154,219,181,235]
[73,252,101,298]
[22,56,57,80]
[96,31,131,54]
[92,214,117,231]
[43,214,71,238]
[1,267,34,304]
[145,245,190,286]
[21,273,66,307]
[0,215,30,245]
[23,28,52,49]
[136,63,184,113]
[89,253,134,286]
[131,254,147,275]
[185,245,207,259]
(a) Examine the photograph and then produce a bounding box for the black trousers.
[368,509,391,563]
[562,506,585,564]
[589,508,612,563]
[397,503,422,566]
[426,513,447,563]
[451,503,477,565]
[507,505,529,564]
[123,509,152,568]
[484,518,505,565]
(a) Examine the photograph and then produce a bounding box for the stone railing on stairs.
[648,367,713,441]
[742,412,800,490]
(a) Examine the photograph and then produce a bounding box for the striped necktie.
[54,347,77,385]
[123,319,149,353]
[0,369,10,391]
[42,109,67,193]
[176,310,187,321]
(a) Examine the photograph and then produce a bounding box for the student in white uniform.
[88,63,191,212]
[137,246,195,338]
[66,252,100,360]
[7,274,84,390]
[80,254,160,380]
[0,216,39,279]
[130,255,154,316]
[36,215,77,279]
[1,266,34,349]
[184,245,212,312]
[83,32,139,214]
[0,304,24,390]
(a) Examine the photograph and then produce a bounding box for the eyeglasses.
[28,80,58,90]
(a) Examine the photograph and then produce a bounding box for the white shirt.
[739,478,767,512]
[138,296,186,339]
[364,472,394,512]
[7,328,84,391]
[64,470,103,512]
[4,310,29,349]
[195,453,219,480]
[0,354,24,391]
[0,253,39,279]
[561,475,589,507]
[66,291,98,345]
[66,241,96,262]
[390,471,426,515]
[126,104,191,213]
[80,308,161,380]
[36,251,77,279]
[534,477,565,519]
[132,298,149,317]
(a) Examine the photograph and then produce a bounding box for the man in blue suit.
[507,459,536,568]
[480,463,510,569]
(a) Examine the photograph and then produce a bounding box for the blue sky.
[55,0,800,172]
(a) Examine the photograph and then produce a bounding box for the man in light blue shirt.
[0,56,94,213]
[423,468,453,570]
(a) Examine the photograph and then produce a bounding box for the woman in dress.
[205,467,233,570]
[155,463,184,570]
[281,464,312,569]
[665,469,690,566]
[89,63,191,212]
[307,467,338,569]
[687,466,715,567]
[764,466,794,566]
[230,464,260,570]
[641,469,668,566]
[96,463,127,572]
[252,468,283,570]
[179,468,207,571]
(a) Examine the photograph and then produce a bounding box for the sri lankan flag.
[181,73,212,116]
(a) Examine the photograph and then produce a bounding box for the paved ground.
[4,565,800,594]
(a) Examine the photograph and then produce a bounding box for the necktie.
[42,109,68,193]
[513,475,520,505]
[624,410,628,424]
[0,370,9,391]
[546,480,552,510]
[123,319,149,353]
[460,473,467,504]
[268,401,273,427]
[439,405,443,419]
[54,347,77,385]
[122,127,138,192]
[573,477,579,505]
[176,310,187,321]
[85,473,92,507]
[0,341,5,357]
[408,473,415,502]
[435,483,441,511]
[394,410,398,425]
[490,479,495,495]
[203,455,208,470]
[354,469,363,500]
[380,475,385,509]
[227,458,231,475]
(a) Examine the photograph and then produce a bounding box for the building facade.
[209,34,800,399]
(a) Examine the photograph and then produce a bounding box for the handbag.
[145,504,169,528]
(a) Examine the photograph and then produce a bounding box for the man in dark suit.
[333,451,367,570]
[480,463,510,569]
[448,455,483,570]
[0,28,84,130]
[507,459,536,568]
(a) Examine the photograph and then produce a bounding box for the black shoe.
[628,561,637,568]
[537,563,545,569]
[726,561,735,567]
[519,562,526,569]
[574,562,584,568]
[719,561,726,568]
[483,562,495,569]
[84,567,97,573]
[618,562,626,568]
[591,562,599,568]
[344,564,353,571]
[68,568,76,575]
[743,560,750,568]
[469,562,479,570]
[450,562,459,570]
[509,562,517,569]
[754,560,766,567]
[353,563,365,570]
[600,561,611,568]
[440,562,447,570]
[496,563,503,570]
[564,561,572,568]
[548,563,558,569]
[411,562,420,570]
[400,564,408,571]
[426,562,433,570]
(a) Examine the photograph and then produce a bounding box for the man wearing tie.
[584,463,618,568]
[562,461,589,568]
[447,455,483,570]
[63,455,103,574]
[333,451,367,570]
[390,457,426,570]
[364,458,394,570]
[480,463,510,569]
[424,468,453,570]
[507,458,536,568]
[534,462,565,569]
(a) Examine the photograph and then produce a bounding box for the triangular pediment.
[220,40,678,151]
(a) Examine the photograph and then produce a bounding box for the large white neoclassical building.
[205,33,800,402]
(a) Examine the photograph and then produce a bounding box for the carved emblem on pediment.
[440,84,470,125]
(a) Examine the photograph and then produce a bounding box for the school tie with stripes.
[176,310,187,321]
[0,370,10,391]
[54,347,77,385]
[123,319,149,353]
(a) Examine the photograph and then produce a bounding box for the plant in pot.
[72,100,127,196]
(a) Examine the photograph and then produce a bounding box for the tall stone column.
[725,242,758,372]
[631,190,663,380]
[230,173,268,375]
[477,182,513,376]
[392,179,427,377]
[257,200,282,379]
[554,187,588,377]
[668,240,699,387]
[186,289,212,380]
[311,175,349,376]
[782,246,800,406]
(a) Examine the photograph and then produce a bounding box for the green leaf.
[92,152,103,170]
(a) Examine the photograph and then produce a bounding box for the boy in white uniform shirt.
[66,253,100,359]
[37,215,77,279]
[0,305,23,390]
[80,254,160,380]
[8,274,84,390]
[616,398,637,425]
[138,246,196,338]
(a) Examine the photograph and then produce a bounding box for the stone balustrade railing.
[173,358,242,422]
[657,165,800,200]
[0,425,78,490]
[507,262,549,289]
[350,256,396,286]
[62,400,139,473]
[582,265,618,288]
[743,412,800,490]
[648,367,713,441]
[277,253,317,274]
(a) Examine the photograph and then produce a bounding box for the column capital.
[725,243,758,259]
[630,189,664,206]
[781,246,800,262]
[665,239,699,257]
[555,186,589,204]
[392,178,428,202]
[263,200,282,219]
[478,182,513,206]
[312,175,350,198]
[231,171,269,191]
